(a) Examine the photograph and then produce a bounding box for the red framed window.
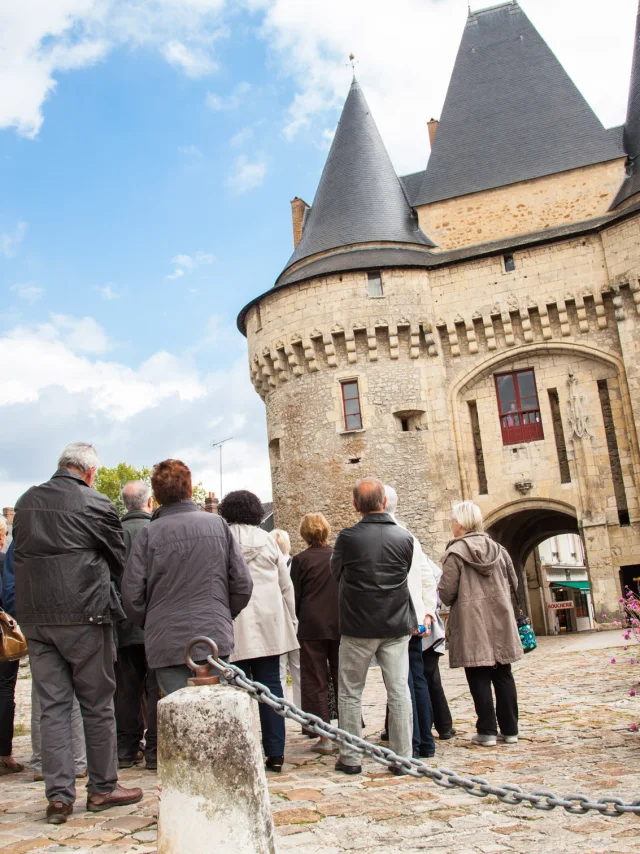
[494,369,543,445]
[341,380,362,431]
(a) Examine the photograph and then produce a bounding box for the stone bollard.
[157,642,277,854]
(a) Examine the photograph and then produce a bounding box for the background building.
[238,1,640,625]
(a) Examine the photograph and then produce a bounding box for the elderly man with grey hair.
[384,485,437,758]
[13,443,143,824]
[114,481,158,770]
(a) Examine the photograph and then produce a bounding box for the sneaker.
[497,733,518,744]
[86,783,144,812]
[471,733,497,747]
[46,801,73,825]
[334,758,361,775]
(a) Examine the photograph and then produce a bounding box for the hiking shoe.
[471,733,497,747]
[86,784,143,812]
[497,733,518,744]
[47,801,73,825]
[334,758,361,775]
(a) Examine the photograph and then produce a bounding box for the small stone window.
[341,380,363,431]
[268,438,281,465]
[393,409,425,432]
[503,254,516,272]
[367,271,383,297]
[495,369,543,445]
[254,304,262,331]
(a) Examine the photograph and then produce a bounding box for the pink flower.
[602,613,608,618]
[631,659,636,665]
[611,657,617,664]
[630,690,636,697]
[631,723,639,732]
[624,646,628,651]
[620,598,625,603]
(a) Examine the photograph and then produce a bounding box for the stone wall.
[416,159,626,251]
[245,210,640,620]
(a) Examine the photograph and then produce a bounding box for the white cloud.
[94,284,121,300]
[1,221,27,258]
[49,314,112,354]
[167,250,216,279]
[225,155,267,194]
[162,40,218,77]
[0,312,271,507]
[0,0,230,138]
[205,81,252,111]
[230,125,254,147]
[10,283,43,304]
[178,144,203,157]
[252,0,637,174]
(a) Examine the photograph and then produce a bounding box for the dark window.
[341,380,362,431]
[401,418,409,432]
[548,388,571,483]
[468,400,488,494]
[495,369,544,445]
[367,271,383,297]
[598,379,630,526]
[503,254,515,272]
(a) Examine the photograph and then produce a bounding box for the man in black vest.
[331,477,415,775]
[13,443,143,824]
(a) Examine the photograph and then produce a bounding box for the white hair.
[121,481,151,512]
[271,529,291,556]
[58,442,99,474]
[451,500,484,534]
[384,484,398,517]
[0,515,6,535]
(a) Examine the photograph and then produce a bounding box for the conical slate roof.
[612,1,640,208]
[278,79,432,283]
[413,1,624,205]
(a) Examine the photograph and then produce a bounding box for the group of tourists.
[0,441,523,824]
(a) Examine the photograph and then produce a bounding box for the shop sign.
[548,601,574,610]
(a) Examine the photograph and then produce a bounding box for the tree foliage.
[94,462,208,515]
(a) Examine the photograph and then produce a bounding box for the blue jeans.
[233,655,285,758]
[408,636,435,755]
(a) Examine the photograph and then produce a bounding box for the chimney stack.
[290,197,309,248]
[427,118,439,148]
[204,492,219,514]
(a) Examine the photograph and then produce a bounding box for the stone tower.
[239,1,640,626]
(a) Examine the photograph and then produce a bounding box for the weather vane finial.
[347,53,359,78]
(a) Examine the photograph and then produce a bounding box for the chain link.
[203,651,640,817]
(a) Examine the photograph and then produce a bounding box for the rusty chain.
[188,641,640,818]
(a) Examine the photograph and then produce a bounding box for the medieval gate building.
[238,1,640,626]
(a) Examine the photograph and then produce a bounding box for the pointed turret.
[414,1,623,205]
[277,79,432,284]
[611,1,640,207]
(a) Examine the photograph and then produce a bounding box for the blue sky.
[0,0,636,507]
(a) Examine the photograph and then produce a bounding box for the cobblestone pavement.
[1,632,638,853]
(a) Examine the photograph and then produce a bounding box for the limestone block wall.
[416,159,626,251]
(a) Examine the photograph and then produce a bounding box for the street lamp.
[212,437,234,499]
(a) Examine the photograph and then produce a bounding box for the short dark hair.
[151,459,192,506]
[353,477,386,513]
[218,490,264,526]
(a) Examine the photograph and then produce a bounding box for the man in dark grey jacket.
[114,481,158,770]
[330,477,415,775]
[13,443,143,824]
[122,458,253,696]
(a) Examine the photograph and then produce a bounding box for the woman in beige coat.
[219,490,299,772]
[439,501,522,748]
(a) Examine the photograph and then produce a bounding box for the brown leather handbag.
[0,610,28,661]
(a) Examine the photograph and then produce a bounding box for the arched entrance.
[485,500,581,626]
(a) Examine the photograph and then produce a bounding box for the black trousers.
[0,659,19,756]
[408,636,435,754]
[114,645,158,762]
[299,638,340,724]
[464,663,518,737]
[234,655,285,757]
[422,648,453,736]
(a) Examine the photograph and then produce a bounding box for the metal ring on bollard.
[184,636,221,686]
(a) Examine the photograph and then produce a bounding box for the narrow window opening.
[503,254,515,272]
[349,457,361,465]
[468,401,488,495]
[495,369,543,445]
[268,438,280,464]
[341,380,363,431]
[367,271,383,297]
[254,304,262,331]
[598,379,630,526]
[548,389,571,483]
[401,418,409,432]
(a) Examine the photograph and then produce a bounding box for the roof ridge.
[469,1,517,18]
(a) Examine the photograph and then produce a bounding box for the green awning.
[550,581,590,590]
